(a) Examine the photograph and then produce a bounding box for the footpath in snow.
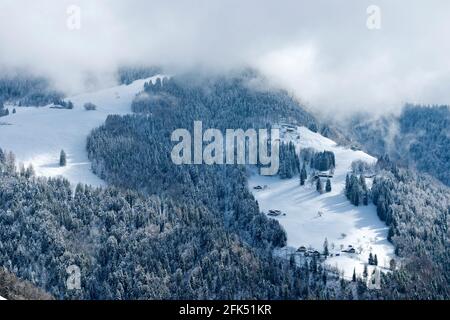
[249,126,395,279]
[0,76,164,187]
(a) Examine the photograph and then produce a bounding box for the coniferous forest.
[1,0,450,306]
[347,104,450,186]
[0,74,357,300]
[0,73,448,300]
[87,74,449,299]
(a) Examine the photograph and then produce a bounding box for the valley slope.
[0,76,164,187]
[249,126,395,278]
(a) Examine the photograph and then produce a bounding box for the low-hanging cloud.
[1,0,449,116]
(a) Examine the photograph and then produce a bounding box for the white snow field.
[0,76,164,187]
[249,126,395,279]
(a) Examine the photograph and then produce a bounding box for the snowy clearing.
[0,76,164,187]
[249,126,396,279]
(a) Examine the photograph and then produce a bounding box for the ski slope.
[249,126,396,279]
[0,76,164,187]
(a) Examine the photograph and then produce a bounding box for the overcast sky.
[1,0,449,116]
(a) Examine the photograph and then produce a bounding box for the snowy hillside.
[249,126,396,279]
[0,76,165,187]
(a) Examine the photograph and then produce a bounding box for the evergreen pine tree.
[0,148,5,164]
[389,259,396,271]
[25,165,35,178]
[352,268,356,282]
[5,152,16,173]
[368,253,374,265]
[387,226,394,241]
[363,192,369,206]
[59,149,67,167]
[345,174,350,196]
[322,272,327,285]
[316,178,323,194]
[374,254,378,266]
[325,178,332,192]
[75,183,84,195]
[359,175,367,191]
[353,186,360,206]
[311,256,318,273]
[300,164,307,186]
[323,238,329,256]
[350,174,361,206]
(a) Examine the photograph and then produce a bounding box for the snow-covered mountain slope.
[0,76,164,187]
[249,126,395,279]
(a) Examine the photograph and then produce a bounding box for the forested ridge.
[371,165,449,299]
[0,74,358,299]
[0,152,339,299]
[0,74,63,107]
[0,73,448,299]
[88,73,450,299]
[344,156,450,299]
[347,104,450,186]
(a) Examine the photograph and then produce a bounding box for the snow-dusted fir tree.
[59,149,67,167]
[323,238,329,256]
[0,148,5,164]
[300,164,307,186]
[368,253,374,265]
[316,178,323,194]
[325,178,332,192]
